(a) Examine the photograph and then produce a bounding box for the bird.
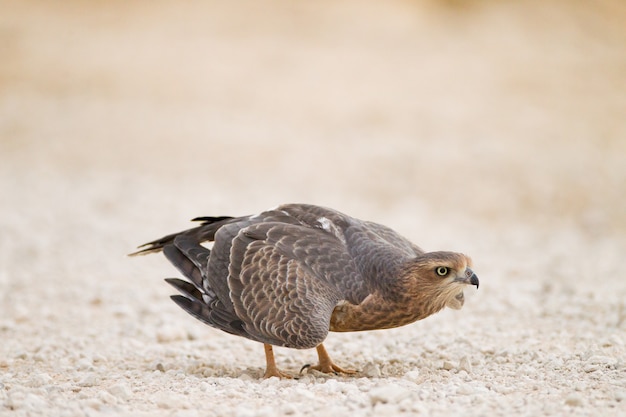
[130,203,479,378]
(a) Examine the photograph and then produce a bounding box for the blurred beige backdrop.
[2,0,624,228]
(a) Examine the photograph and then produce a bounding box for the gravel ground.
[1,1,625,416]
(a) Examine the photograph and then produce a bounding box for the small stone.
[281,403,298,415]
[157,395,175,409]
[108,383,132,400]
[565,394,584,407]
[442,361,455,371]
[404,370,420,382]
[77,358,93,371]
[111,304,135,318]
[587,355,615,366]
[173,410,200,417]
[23,393,47,409]
[459,356,472,373]
[238,373,254,381]
[609,334,623,346]
[457,384,474,395]
[369,385,410,405]
[79,373,98,387]
[235,405,255,417]
[363,363,381,378]
[373,403,400,414]
[97,390,118,405]
[156,325,187,343]
[28,372,52,388]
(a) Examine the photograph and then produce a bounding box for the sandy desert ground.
[1,1,625,416]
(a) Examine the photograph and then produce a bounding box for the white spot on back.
[316,217,346,244]
[317,217,332,232]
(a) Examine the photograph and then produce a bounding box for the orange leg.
[302,344,357,375]
[262,344,291,379]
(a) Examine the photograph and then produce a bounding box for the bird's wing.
[203,211,306,310]
[270,204,422,291]
[225,221,364,349]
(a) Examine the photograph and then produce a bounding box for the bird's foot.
[300,343,358,376]
[300,362,357,376]
[262,343,292,379]
[263,367,292,379]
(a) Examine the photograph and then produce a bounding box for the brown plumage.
[130,204,479,378]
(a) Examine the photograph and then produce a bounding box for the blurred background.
[1,0,624,220]
[1,0,625,306]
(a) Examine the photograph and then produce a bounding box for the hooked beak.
[455,267,479,289]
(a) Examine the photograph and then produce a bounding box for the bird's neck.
[329,291,445,332]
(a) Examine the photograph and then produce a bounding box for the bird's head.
[402,251,479,313]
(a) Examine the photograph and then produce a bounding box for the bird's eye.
[436,267,448,276]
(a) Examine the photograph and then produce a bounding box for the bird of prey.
[130,204,479,378]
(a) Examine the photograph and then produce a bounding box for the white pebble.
[238,373,254,382]
[79,373,98,387]
[442,361,455,371]
[235,405,256,417]
[609,334,624,346]
[77,358,93,371]
[173,411,200,417]
[22,393,46,410]
[459,356,472,373]
[456,384,474,395]
[27,372,52,388]
[404,370,420,382]
[565,394,584,407]
[108,383,133,400]
[373,403,400,414]
[97,390,118,404]
[362,363,381,378]
[369,385,410,405]
[172,410,200,417]
[281,403,298,415]
[156,325,187,343]
[587,355,615,366]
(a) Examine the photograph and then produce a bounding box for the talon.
[308,344,357,375]
[299,364,312,374]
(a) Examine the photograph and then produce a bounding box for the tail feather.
[170,295,246,337]
[132,214,259,340]
[165,278,203,300]
[170,295,215,327]
[128,216,236,256]
[173,236,210,272]
[191,216,233,223]
[163,245,205,290]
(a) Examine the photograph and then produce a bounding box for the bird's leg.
[301,344,357,375]
[262,344,291,379]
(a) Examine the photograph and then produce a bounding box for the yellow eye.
[436,267,448,276]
